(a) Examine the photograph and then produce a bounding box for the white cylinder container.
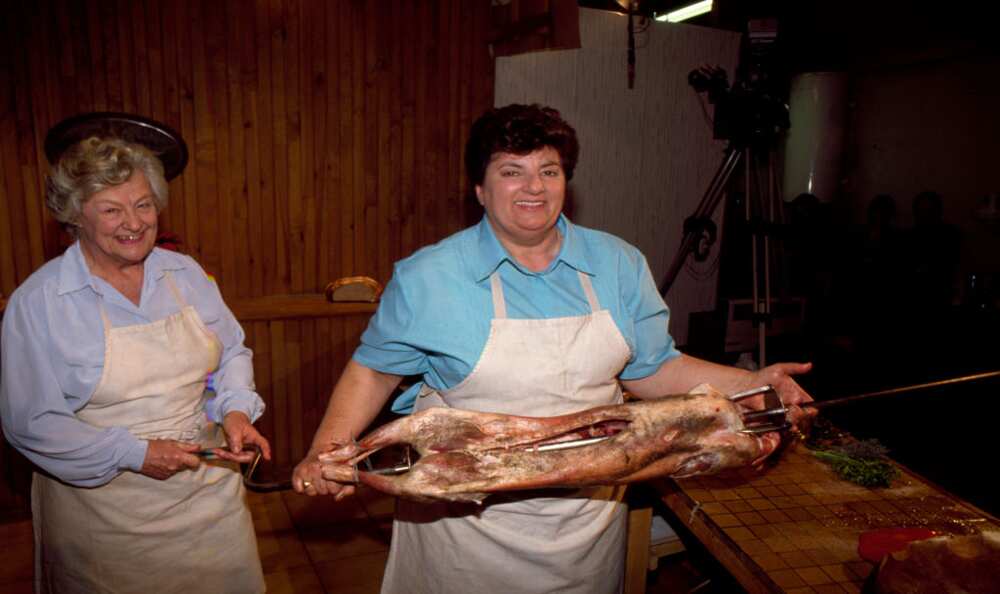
[782,71,848,203]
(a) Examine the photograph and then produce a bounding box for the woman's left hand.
[212,411,273,463]
[746,362,818,432]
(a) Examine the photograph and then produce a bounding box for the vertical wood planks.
[0,0,496,506]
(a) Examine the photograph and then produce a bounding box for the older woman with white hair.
[0,134,270,594]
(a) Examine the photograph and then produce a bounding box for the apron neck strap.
[95,271,189,331]
[490,272,508,319]
[163,271,188,307]
[488,269,602,320]
[577,271,600,312]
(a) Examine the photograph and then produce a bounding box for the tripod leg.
[659,146,742,296]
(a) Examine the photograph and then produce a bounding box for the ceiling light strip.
[656,0,713,23]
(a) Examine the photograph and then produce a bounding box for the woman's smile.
[475,146,566,250]
[76,171,159,272]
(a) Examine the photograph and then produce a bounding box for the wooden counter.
[654,442,998,594]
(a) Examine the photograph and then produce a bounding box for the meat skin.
[323,391,763,503]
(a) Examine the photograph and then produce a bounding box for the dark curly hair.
[464,104,579,187]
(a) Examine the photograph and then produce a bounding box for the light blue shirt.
[354,215,680,413]
[0,242,264,487]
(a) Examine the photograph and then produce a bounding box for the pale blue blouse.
[354,215,681,413]
[0,242,264,487]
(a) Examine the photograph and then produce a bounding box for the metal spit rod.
[804,369,1000,410]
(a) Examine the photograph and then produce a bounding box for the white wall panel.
[495,8,740,346]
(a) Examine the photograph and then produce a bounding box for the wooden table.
[654,441,998,594]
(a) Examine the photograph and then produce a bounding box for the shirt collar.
[56,242,188,296]
[471,214,594,282]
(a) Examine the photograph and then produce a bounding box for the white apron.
[381,270,633,594]
[32,274,265,594]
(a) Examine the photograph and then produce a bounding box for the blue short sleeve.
[353,265,430,376]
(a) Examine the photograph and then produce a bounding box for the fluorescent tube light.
[656,0,713,23]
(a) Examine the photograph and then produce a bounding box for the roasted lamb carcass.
[320,388,769,503]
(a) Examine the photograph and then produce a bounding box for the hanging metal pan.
[44,112,189,181]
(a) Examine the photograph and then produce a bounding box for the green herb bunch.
[811,438,900,488]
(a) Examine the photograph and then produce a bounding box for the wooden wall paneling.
[130,1,153,117]
[221,0,249,299]
[144,1,167,126]
[158,1,185,256]
[399,0,417,261]
[338,0,357,277]
[194,2,227,282]
[268,0,290,294]
[190,0,218,274]
[315,0,336,289]
[235,9,264,297]
[445,0,463,235]
[297,318,317,461]
[249,322,275,456]
[360,2,378,279]
[389,0,405,268]
[421,2,442,248]
[0,0,497,515]
[15,81,47,276]
[392,0,407,277]
[174,0,203,264]
[52,1,76,98]
[112,0,136,112]
[144,1,176,238]
[312,317,334,438]
[84,2,108,112]
[0,12,32,287]
[284,0,305,295]
[0,13,17,297]
[24,3,58,264]
[285,321,304,464]
[342,0,360,277]
[206,0,237,296]
[301,0,324,294]
[61,2,87,106]
[443,0,461,240]
[375,3,393,282]
[268,320,290,467]
[310,3,339,287]
[247,0,277,295]
[0,171,14,297]
[13,3,48,274]
[411,2,429,257]
[455,0,473,230]
[95,1,120,111]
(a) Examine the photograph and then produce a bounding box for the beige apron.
[32,274,265,594]
[381,270,633,594]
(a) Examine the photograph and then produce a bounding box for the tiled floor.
[0,487,725,594]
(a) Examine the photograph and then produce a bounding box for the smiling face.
[76,171,159,272]
[475,146,566,249]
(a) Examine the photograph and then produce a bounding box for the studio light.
[655,0,712,23]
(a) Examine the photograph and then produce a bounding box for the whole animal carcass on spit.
[319,386,776,503]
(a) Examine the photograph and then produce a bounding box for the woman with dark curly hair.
[293,104,814,593]
[0,135,270,594]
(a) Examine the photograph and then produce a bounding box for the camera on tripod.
[689,64,789,148]
[688,25,789,149]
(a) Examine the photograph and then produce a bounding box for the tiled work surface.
[658,442,998,594]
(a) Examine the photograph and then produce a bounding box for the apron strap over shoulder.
[491,270,601,319]
[97,302,112,331]
[577,271,601,312]
[489,272,507,319]
[163,271,189,308]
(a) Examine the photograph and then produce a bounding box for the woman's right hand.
[293,448,356,499]
[140,440,202,480]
